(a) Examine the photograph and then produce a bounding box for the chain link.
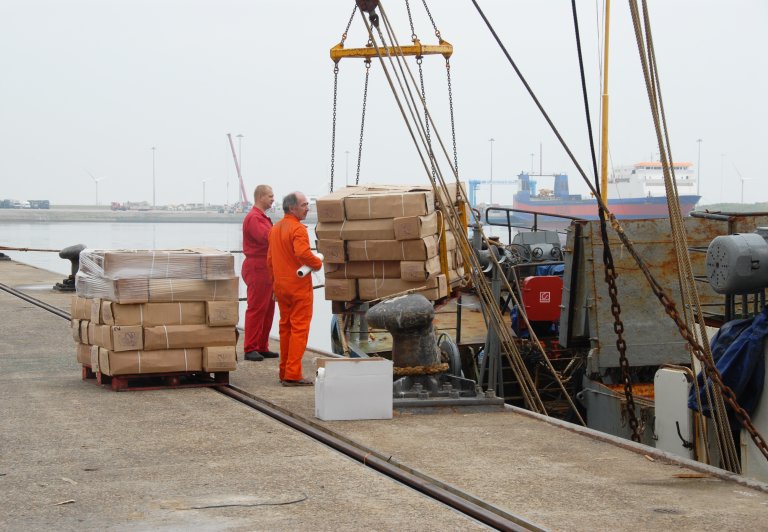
[404,0,417,42]
[420,0,441,39]
[598,217,641,442]
[329,64,340,193]
[340,5,357,46]
[355,59,371,185]
[445,59,458,176]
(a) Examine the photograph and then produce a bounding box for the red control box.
[521,276,563,322]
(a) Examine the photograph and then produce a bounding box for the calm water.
[0,221,334,353]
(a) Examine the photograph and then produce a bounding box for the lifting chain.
[355,57,371,185]
[597,214,641,442]
[328,6,358,193]
[607,213,768,461]
[329,63,339,193]
[446,59,459,176]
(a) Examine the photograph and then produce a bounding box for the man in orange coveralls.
[241,185,278,362]
[267,191,323,386]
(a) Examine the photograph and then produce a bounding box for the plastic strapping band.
[150,251,156,279]
[163,325,170,349]
[137,351,142,374]
[169,278,174,302]
[139,304,144,325]
[401,241,405,260]
[178,302,183,324]
[184,348,188,372]
[339,219,346,240]
[364,240,370,262]
[400,194,405,217]
[165,253,171,279]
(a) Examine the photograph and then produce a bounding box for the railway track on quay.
[0,281,542,531]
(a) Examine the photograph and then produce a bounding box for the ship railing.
[484,206,584,245]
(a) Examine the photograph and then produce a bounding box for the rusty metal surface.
[582,215,768,370]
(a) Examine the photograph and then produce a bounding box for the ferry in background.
[510,161,700,220]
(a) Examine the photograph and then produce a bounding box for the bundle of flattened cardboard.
[315,185,466,302]
[71,248,239,377]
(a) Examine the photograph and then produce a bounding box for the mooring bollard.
[54,244,86,292]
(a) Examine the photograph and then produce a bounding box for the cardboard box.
[444,230,457,251]
[316,239,346,264]
[98,348,203,376]
[325,261,401,280]
[90,298,102,324]
[76,342,90,365]
[448,267,465,285]
[87,322,96,345]
[147,278,239,302]
[143,324,237,350]
[346,235,439,261]
[316,186,363,222]
[435,180,468,208]
[76,275,150,304]
[71,319,82,343]
[101,301,206,326]
[90,345,100,372]
[70,296,92,320]
[393,211,439,241]
[206,301,239,326]
[315,357,393,421]
[89,324,143,352]
[358,274,447,301]
[401,255,442,282]
[82,248,235,280]
[202,346,237,372]
[80,320,90,344]
[315,218,396,241]
[344,188,434,220]
[324,279,357,302]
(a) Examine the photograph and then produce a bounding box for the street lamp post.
[151,146,156,209]
[489,138,495,205]
[530,152,535,174]
[202,180,207,210]
[696,138,702,197]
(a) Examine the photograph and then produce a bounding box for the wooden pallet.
[81,365,229,391]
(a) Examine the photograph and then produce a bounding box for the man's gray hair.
[282,192,299,215]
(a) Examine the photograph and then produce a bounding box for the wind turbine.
[731,162,751,204]
[87,172,105,206]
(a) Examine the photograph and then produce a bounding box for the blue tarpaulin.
[688,306,768,430]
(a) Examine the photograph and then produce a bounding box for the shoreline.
[0,208,318,224]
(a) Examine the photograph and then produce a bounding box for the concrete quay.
[2,259,768,531]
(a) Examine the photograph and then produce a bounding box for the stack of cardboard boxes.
[316,185,465,303]
[71,248,239,378]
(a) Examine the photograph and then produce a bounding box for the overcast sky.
[1,0,766,207]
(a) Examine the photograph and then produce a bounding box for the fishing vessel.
[511,161,700,220]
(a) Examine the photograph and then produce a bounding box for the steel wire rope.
[374,5,545,412]
[372,1,584,418]
[367,3,554,415]
[359,4,544,411]
[570,0,639,439]
[376,3,584,422]
[630,0,740,469]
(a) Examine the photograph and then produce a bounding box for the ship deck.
[2,259,768,531]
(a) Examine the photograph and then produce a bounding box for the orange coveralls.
[267,213,323,381]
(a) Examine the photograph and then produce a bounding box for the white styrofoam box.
[315,357,393,421]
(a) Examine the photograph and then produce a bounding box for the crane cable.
[358,2,590,421]
[628,0,741,470]
[374,1,584,424]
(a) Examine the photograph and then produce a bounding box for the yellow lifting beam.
[330,39,453,63]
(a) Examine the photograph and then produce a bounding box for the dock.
[2,259,768,531]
